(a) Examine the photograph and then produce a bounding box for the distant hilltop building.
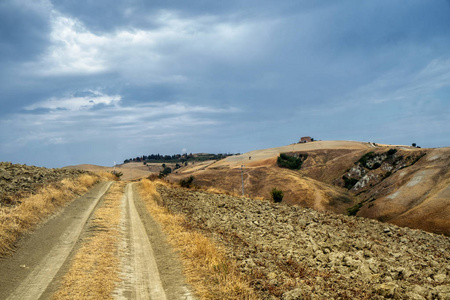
[299,136,313,143]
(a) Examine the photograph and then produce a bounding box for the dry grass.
[0,174,99,257]
[139,179,258,299]
[52,182,124,299]
[94,171,118,182]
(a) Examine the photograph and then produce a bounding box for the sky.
[1,0,449,168]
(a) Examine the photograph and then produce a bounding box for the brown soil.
[156,185,450,299]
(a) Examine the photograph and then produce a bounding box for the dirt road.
[0,182,193,299]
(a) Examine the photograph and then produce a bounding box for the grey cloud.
[1,0,449,167]
[50,0,304,33]
[0,1,51,63]
[0,93,239,154]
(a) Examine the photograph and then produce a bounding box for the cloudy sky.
[1,0,449,168]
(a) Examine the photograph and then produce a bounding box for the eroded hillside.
[170,141,450,235]
[357,147,450,235]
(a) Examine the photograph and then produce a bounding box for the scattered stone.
[0,162,90,206]
[376,282,398,298]
[157,185,450,299]
[282,286,311,300]
[434,273,447,283]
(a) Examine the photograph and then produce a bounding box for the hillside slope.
[171,141,370,214]
[357,147,450,235]
[171,141,450,235]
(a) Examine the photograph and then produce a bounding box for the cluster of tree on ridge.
[123,152,237,164]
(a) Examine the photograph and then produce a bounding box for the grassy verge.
[0,173,103,257]
[52,181,124,299]
[139,179,258,299]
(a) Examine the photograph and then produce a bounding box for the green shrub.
[371,162,381,170]
[111,171,123,180]
[179,176,195,188]
[342,175,359,189]
[387,149,397,156]
[158,167,172,178]
[271,188,284,203]
[358,152,376,168]
[347,202,363,216]
[358,151,384,169]
[277,153,307,170]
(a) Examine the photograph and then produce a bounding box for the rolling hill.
[168,140,450,235]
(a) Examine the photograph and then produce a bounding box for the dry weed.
[52,182,124,299]
[96,171,118,181]
[204,186,228,194]
[153,178,174,188]
[0,174,99,257]
[78,173,99,187]
[139,179,257,299]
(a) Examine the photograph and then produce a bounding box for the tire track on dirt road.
[0,181,113,300]
[123,183,167,300]
[115,182,194,300]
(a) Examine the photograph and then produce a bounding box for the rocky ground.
[157,185,450,299]
[0,162,89,206]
